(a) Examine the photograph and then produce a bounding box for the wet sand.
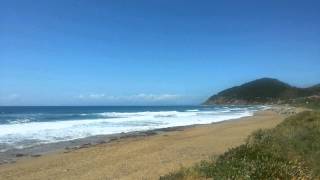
[0,108,294,180]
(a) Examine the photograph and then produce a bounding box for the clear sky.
[1,0,320,106]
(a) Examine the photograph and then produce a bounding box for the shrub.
[160,111,320,180]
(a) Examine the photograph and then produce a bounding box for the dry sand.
[0,109,289,180]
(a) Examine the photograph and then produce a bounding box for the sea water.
[0,105,268,152]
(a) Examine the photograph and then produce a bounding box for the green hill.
[204,78,320,105]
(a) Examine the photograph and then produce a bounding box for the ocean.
[0,105,268,152]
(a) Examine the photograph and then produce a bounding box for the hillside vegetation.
[204,78,320,105]
[160,110,320,180]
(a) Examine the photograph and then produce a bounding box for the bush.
[160,111,320,180]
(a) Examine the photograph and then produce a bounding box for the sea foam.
[0,106,262,151]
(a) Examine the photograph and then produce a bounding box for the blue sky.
[1,0,320,105]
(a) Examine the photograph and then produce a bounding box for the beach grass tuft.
[160,111,320,179]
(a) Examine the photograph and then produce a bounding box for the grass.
[292,97,320,111]
[160,111,320,180]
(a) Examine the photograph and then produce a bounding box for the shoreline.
[0,106,301,179]
[0,112,254,165]
[0,124,199,165]
[0,106,298,165]
[0,105,264,164]
[0,107,266,165]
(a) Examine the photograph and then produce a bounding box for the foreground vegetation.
[160,110,320,179]
[291,96,320,111]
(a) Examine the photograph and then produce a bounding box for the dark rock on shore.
[15,153,26,157]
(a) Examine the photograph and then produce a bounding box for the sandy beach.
[0,108,293,180]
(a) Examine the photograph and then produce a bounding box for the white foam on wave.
[96,111,186,118]
[0,108,256,150]
[260,105,272,110]
[186,109,199,112]
[9,118,32,124]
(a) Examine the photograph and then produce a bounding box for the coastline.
[0,123,199,165]
[0,106,264,165]
[0,106,300,180]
